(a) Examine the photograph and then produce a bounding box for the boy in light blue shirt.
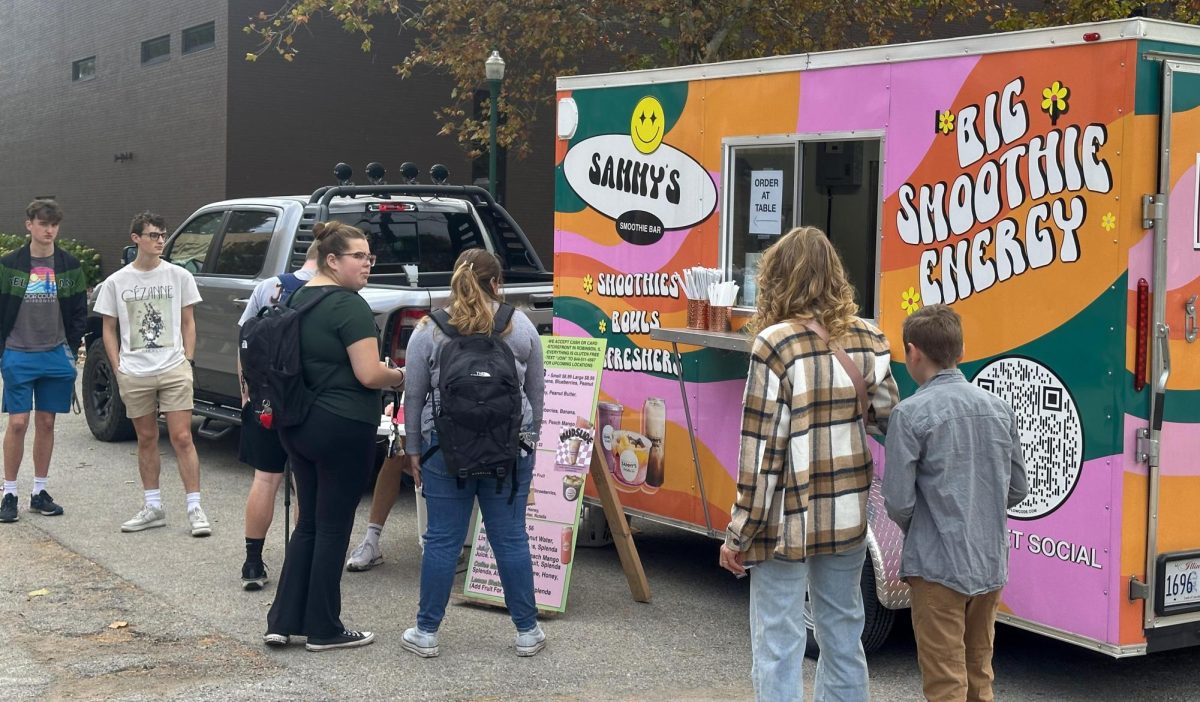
[883,304,1028,702]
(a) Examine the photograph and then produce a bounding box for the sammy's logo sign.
[563,96,717,245]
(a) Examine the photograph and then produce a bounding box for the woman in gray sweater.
[400,248,546,658]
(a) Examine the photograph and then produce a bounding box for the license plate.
[1163,559,1200,607]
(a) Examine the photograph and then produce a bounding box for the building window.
[72,56,96,82]
[141,35,170,65]
[182,22,215,55]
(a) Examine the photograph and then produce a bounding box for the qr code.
[972,357,1083,519]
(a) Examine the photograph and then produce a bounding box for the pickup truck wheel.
[803,556,895,659]
[82,341,135,442]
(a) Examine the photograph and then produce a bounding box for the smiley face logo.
[630,96,665,154]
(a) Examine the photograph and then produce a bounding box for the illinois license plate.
[1161,555,1200,610]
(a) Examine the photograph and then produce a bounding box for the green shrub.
[0,232,103,288]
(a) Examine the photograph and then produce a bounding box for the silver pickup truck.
[80,183,554,442]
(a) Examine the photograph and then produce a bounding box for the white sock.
[144,489,162,509]
[365,523,383,547]
[33,477,48,496]
[3,481,16,497]
[186,492,201,511]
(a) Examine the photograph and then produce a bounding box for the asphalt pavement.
[3,396,1200,701]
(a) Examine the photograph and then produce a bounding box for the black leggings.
[266,405,375,638]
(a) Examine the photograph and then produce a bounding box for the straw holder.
[687,298,710,330]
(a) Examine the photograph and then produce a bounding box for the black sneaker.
[29,490,63,516]
[305,629,375,652]
[242,560,268,591]
[0,493,17,523]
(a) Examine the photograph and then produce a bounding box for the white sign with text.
[749,169,783,236]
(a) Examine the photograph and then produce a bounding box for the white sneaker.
[401,627,439,658]
[188,506,212,537]
[346,537,382,571]
[515,623,546,657]
[121,504,166,532]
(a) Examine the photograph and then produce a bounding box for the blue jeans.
[417,433,537,632]
[749,545,869,702]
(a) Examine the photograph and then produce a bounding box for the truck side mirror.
[121,245,137,265]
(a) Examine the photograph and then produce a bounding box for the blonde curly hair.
[745,226,859,341]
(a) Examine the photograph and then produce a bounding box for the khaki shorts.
[116,361,194,419]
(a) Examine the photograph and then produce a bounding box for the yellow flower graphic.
[1101,212,1116,232]
[1041,81,1069,125]
[901,286,922,316]
[938,110,955,135]
[598,319,607,334]
[582,274,594,294]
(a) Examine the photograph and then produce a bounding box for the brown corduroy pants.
[908,577,1004,702]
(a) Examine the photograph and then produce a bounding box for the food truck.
[552,18,1200,656]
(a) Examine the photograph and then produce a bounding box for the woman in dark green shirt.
[265,221,405,652]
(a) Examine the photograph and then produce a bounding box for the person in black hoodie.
[0,199,87,523]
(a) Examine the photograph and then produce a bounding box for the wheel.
[803,555,896,659]
[81,340,135,442]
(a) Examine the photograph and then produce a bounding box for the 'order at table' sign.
[463,336,607,613]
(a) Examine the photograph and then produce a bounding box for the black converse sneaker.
[29,490,64,516]
[305,629,375,652]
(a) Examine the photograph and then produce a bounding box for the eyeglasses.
[137,231,167,241]
[337,252,377,266]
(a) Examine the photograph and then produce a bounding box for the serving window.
[723,135,882,318]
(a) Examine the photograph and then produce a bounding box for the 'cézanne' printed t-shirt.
[94,260,202,377]
[6,256,67,351]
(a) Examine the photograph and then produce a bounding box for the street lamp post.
[485,50,505,199]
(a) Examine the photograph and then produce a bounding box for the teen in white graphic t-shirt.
[94,212,208,537]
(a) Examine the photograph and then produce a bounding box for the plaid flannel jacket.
[725,317,898,564]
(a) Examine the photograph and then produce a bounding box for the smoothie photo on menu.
[560,525,574,565]
[596,402,623,472]
[642,397,667,493]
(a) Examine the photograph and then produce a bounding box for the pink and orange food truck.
[553,18,1200,656]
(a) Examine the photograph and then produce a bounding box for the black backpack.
[239,286,351,430]
[424,303,523,499]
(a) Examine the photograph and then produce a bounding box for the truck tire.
[82,340,135,442]
[803,556,895,659]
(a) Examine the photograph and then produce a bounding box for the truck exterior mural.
[553,19,1200,655]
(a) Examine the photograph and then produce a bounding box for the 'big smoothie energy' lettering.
[896,77,1113,305]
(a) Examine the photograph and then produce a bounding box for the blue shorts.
[1,345,77,415]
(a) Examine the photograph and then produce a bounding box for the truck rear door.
[1141,57,1200,648]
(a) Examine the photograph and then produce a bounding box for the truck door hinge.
[1143,194,1166,229]
[1129,576,1150,602]
[1136,427,1160,467]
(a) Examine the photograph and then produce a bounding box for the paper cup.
[687,298,710,330]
